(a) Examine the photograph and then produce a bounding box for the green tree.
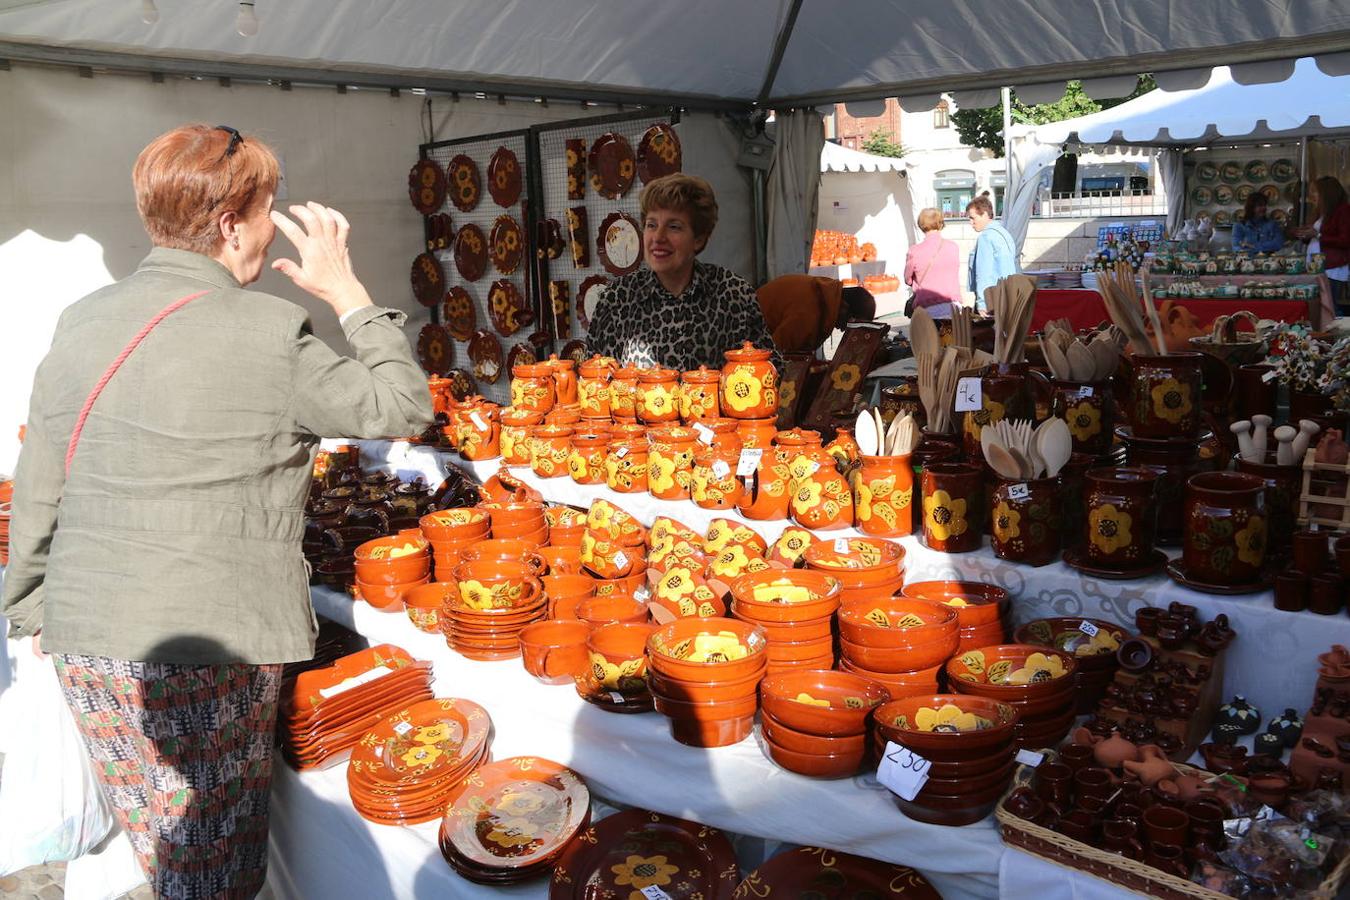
[861,130,908,158]
[951,76,1156,157]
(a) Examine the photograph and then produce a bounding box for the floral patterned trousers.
[53,653,282,900]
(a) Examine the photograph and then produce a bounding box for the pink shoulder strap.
[65,290,211,476]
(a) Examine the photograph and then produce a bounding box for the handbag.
[903,240,943,318]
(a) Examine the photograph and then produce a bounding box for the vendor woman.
[1231,193,1284,255]
[588,173,779,370]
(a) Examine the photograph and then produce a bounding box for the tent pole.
[1299,134,1310,227]
[1001,87,1012,220]
[753,169,768,286]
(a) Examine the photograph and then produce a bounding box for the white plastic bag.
[0,640,116,874]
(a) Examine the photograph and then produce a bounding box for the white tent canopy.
[820,142,908,173]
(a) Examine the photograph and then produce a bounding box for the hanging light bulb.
[140,0,159,24]
[235,0,259,37]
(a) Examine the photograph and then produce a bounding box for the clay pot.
[609,364,640,418]
[1126,352,1204,439]
[1051,379,1114,456]
[1235,454,1303,554]
[1310,572,1346,615]
[647,433,698,502]
[720,341,779,420]
[679,366,721,421]
[908,434,962,533]
[1082,467,1160,568]
[604,440,649,494]
[566,430,610,485]
[636,367,681,424]
[921,463,983,553]
[1292,530,1331,573]
[498,408,545,467]
[1182,471,1268,585]
[509,362,556,413]
[690,445,743,510]
[577,355,615,419]
[529,424,574,479]
[1118,428,1213,547]
[989,476,1060,566]
[736,442,793,521]
[576,595,649,628]
[545,355,578,405]
[457,404,501,461]
[787,443,854,531]
[853,454,916,538]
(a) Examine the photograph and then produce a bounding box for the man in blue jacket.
[966,195,1019,312]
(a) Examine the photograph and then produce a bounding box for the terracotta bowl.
[647,617,768,683]
[461,537,543,561]
[838,658,944,695]
[763,737,864,779]
[838,638,955,674]
[541,572,597,600]
[900,580,1007,627]
[588,621,656,679]
[402,581,454,633]
[490,518,549,541]
[452,644,522,662]
[873,694,1019,757]
[761,710,866,756]
[765,657,836,677]
[920,758,1017,797]
[538,546,583,575]
[443,584,546,623]
[963,682,1075,719]
[734,609,834,643]
[759,669,890,736]
[837,597,959,650]
[448,630,529,651]
[649,684,760,722]
[667,714,754,748]
[576,595,649,627]
[803,537,906,588]
[418,508,491,542]
[727,570,843,623]
[895,778,1010,818]
[869,734,1013,780]
[479,499,546,523]
[839,577,907,604]
[353,536,432,583]
[646,661,766,704]
[945,644,1078,700]
[446,608,548,636]
[355,575,428,610]
[1012,618,1128,674]
[547,525,587,548]
[763,634,835,662]
[354,533,430,561]
[451,559,537,609]
[958,624,1007,652]
[591,570,648,599]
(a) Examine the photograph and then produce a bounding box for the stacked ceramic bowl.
[401,581,453,634]
[945,644,1078,750]
[441,559,546,660]
[802,537,906,603]
[479,499,548,545]
[346,697,492,826]
[518,619,591,685]
[901,580,1007,652]
[353,533,431,611]
[1013,617,1127,713]
[759,669,890,778]
[729,570,842,675]
[837,597,959,696]
[541,572,598,618]
[579,526,648,600]
[576,621,657,713]
[460,538,547,576]
[873,694,1020,825]
[544,506,587,547]
[419,508,491,581]
[646,617,768,747]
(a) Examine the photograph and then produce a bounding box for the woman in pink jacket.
[904,207,961,318]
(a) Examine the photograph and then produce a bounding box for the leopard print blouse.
[587,261,780,371]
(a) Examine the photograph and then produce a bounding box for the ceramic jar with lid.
[458,404,500,461]
[545,405,582,426]
[694,418,743,453]
[647,428,698,501]
[1126,352,1204,439]
[1181,471,1268,587]
[789,444,853,531]
[990,476,1060,566]
[567,430,610,485]
[921,463,983,553]
[510,362,556,414]
[577,355,615,420]
[679,366,721,422]
[529,424,574,479]
[719,341,779,420]
[604,439,649,494]
[691,444,742,510]
[826,427,861,469]
[853,454,915,538]
[545,354,578,405]
[1082,467,1160,570]
[1051,379,1115,456]
[636,367,681,424]
[426,374,455,418]
[736,417,778,450]
[610,364,641,419]
[499,408,545,467]
[736,441,793,521]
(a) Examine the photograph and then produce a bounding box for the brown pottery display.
[1081,467,1161,570]
[921,463,983,553]
[990,476,1060,566]
[1126,352,1204,439]
[1180,471,1269,587]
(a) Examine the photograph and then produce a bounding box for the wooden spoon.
[1042,339,1072,381]
[1036,417,1073,479]
[1007,446,1034,480]
[986,442,1023,480]
[855,409,879,456]
[1089,340,1118,381]
[1066,342,1096,381]
[910,307,940,360]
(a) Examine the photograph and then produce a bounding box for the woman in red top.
[1295,176,1350,313]
[904,207,961,318]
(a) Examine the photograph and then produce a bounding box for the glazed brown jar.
[1126,352,1203,439]
[1082,467,1160,570]
[921,463,983,553]
[990,476,1060,566]
[1181,471,1268,586]
[1051,378,1115,457]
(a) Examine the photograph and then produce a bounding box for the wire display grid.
[531,110,680,355]
[420,129,534,407]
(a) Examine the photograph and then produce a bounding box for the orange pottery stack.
[729,569,842,675]
[945,644,1079,751]
[478,499,548,544]
[837,596,960,696]
[353,533,431,611]
[901,580,1007,652]
[646,617,768,747]
[759,669,890,778]
[442,558,546,660]
[802,537,906,604]
[419,507,492,581]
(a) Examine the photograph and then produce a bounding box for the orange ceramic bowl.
[901,580,1007,627]
[647,617,768,683]
[402,581,454,633]
[354,533,430,561]
[490,517,548,540]
[944,644,1078,700]
[837,597,959,650]
[759,669,890,737]
[760,710,866,756]
[646,661,765,704]
[591,570,647,599]
[958,624,1007,652]
[1011,618,1128,674]
[838,577,907,604]
[587,622,657,692]
[920,757,1018,797]
[839,658,944,696]
[733,609,834,643]
[837,637,955,674]
[518,620,590,685]
[762,738,863,779]
[541,573,597,602]
[728,570,842,623]
[869,731,1014,779]
[538,546,583,575]
[419,509,491,543]
[355,575,428,610]
[873,694,1019,757]
[451,559,537,609]
[576,595,649,627]
[649,683,760,722]
[762,633,834,662]
[461,538,543,561]
[479,500,546,524]
[355,554,432,586]
[667,714,754,748]
[803,537,906,588]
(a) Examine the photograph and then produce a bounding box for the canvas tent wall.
[817,142,916,278]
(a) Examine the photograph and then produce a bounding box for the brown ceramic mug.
[1126,352,1204,439]
[1101,819,1143,860]
[1142,805,1189,847]
[1310,573,1346,616]
[1083,467,1160,569]
[1144,841,1188,879]
[1292,530,1331,573]
[1058,744,1095,773]
[1034,762,1074,806]
[1181,471,1268,586]
[1273,571,1309,612]
[1051,379,1114,456]
[989,476,1060,566]
[1073,766,1114,801]
[921,463,984,553]
[1236,455,1305,554]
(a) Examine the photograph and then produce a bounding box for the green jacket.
[2,248,434,664]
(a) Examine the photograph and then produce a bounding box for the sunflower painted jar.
[510,362,556,414]
[578,355,615,419]
[636,367,681,424]
[1119,429,1212,546]
[567,430,610,485]
[789,444,853,531]
[853,454,915,538]
[691,445,742,510]
[457,404,500,461]
[1051,379,1115,456]
[499,408,545,466]
[1182,471,1268,586]
[736,417,778,450]
[1082,467,1160,569]
[604,440,649,494]
[679,366,721,422]
[1235,454,1302,554]
[826,427,861,469]
[909,434,962,533]
[694,418,743,453]
[609,364,641,419]
[720,341,779,419]
[736,440,793,521]
[1126,352,1203,439]
[921,463,983,553]
[989,476,1060,566]
[545,405,582,426]
[647,429,698,502]
[529,424,574,479]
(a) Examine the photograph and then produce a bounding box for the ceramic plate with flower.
[455,223,489,282]
[417,322,453,375]
[487,145,522,208]
[637,123,682,183]
[411,252,445,307]
[1190,185,1212,206]
[468,329,504,384]
[597,212,643,277]
[488,279,532,337]
[1271,158,1296,181]
[408,158,447,215]
[443,286,477,341]
[441,757,590,868]
[1219,161,1243,184]
[732,847,940,900]
[588,132,636,199]
[1245,160,1269,183]
[1194,161,1218,183]
[490,214,524,275]
[576,275,611,330]
[447,153,482,212]
[348,697,490,786]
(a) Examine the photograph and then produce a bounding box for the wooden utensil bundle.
[1039,321,1126,382]
[1099,261,1166,355]
[918,345,973,434]
[979,416,1073,480]
[855,408,922,457]
[985,274,1039,365]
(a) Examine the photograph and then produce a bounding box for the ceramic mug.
[1051,379,1114,456]
[647,438,697,501]
[990,476,1060,566]
[1273,571,1309,612]
[1291,530,1331,573]
[679,366,721,421]
[1142,805,1189,847]
[499,409,545,467]
[1181,471,1268,586]
[1082,467,1160,569]
[636,368,681,424]
[577,355,615,418]
[566,431,610,485]
[1235,455,1303,554]
[921,463,983,553]
[1118,428,1213,547]
[960,363,1047,461]
[1126,352,1204,439]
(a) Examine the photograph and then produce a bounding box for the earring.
[232,238,240,250]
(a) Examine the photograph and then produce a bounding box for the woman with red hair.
[3,124,432,896]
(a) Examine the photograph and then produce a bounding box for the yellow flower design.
[855,482,874,521]
[830,364,862,393]
[647,453,678,494]
[923,489,967,540]
[963,398,1006,443]
[779,380,797,409]
[1088,504,1133,555]
[589,652,646,690]
[587,501,618,534]
[641,384,676,416]
[1150,377,1193,424]
[710,544,752,578]
[567,450,590,480]
[414,723,452,745]
[792,479,824,516]
[494,788,544,817]
[486,817,538,850]
[1236,515,1267,567]
[772,528,814,563]
[1065,401,1102,442]
[722,366,763,413]
[992,500,1021,543]
[704,520,732,553]
[655,565,697,602]
[458,579,494,610]
[400,744,443,768]
[611,855,680,892]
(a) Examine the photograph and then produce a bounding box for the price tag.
[833,537,851,554]
[640,886,674,900]
[610,692,628,705]
[392,720,414,737]
[1015,749,1045,768]
[1008,483,1030,501]
[736,448,763,477]
[801,459,821,477]
[1262,369,1279,383]
[1077,385,1094,398]
[614,550,629,570]
[1078,620,1100,638]
[954,376,983,413]
[469,411,487,430]
[694,422,714,444]
[711,459,731,480]
[317,665,393,699]
[614,446,629,459]
[877,741,931,801]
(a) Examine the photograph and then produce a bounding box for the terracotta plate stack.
[1013,616,1127,713]
[347,697,492,826]
[279,644,434,770]
[418,508,491,581]
[837,596,960,697]
[802,537,906,603]
[443,555,547,661]
[734,846,941,898]
[901,580,1007,652]
[728,569,842,675]
[946,644,1079,751]
[873,694,1021,826]
[438,757,591,884]
[646,617,768,747]
[353,533,431,611]
[759,669,890,779]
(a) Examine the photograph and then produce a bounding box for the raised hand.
[270,202,373,317]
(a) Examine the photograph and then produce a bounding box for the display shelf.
[1142,271,1332,327]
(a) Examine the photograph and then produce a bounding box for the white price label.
[1015,749,1045,768]
[469,411,487,430]
[736,448,764,477]
[1008,483,1030,501]
[1078,620,1100,637]
[954,377,983,413]
[392,720,414,736]
[1261,369,1279,383]
[609,692,628,705]
[614,445,629,459]
[1077,385,1094,398]
[711,460,731,480]
[877,741,932,801]
[317,665,394,699]
[640,887,674,900]
[801,459,821,477]
[694,423,714,444]
[833,537,851,554]
[613,550,629,570]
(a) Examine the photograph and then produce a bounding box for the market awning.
[820,141,907,173]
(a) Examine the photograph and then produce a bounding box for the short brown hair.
[1314,175,1348,223]
[1242,191,1267,222]
[133,124,280,255]
[917,207,945,232]
[640,173,718,242]
[965,195,994,218]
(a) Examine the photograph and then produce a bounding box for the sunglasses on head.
[215,124,244,158]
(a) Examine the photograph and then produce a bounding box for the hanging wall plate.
[576,275,611,331]
[416,323,454,375]
[487,146,522,208]
[411,252,444,307]
[442,286,477,341]
[488,279,533,337]
[447,154,481,212]
[468,330,504,384]
[454,223,488,282]
[596,211,643,277]
[489,215,524,275]
[408,158,446,215]
[588,132,636,199]
[637,123,682,183]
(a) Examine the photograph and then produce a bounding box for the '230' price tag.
[877,741,931,801]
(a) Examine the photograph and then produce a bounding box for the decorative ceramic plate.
[538,218,566,260]
[1062,546,1167,580]
[447,154,482,212]
[443,286,477,341]
[426,212,454,252]
[565,138,587,200]
[1271,158,1296,181]
[576,275,611,330]
[489,215,524,275]
[1194,161,1218,183]
[1219,161,1243,184]
[597,211,643,277]
[455,223,489,282]
[638,122,682,183]
[411,252,445,307]
[1234,184,1254,204]
[287,645,419,713]
[1260,183,1281,203]
[1284,180,1303,203]
[1013,617,1126,656]
[441,757,590,869]
[488,279,532,337]
[417,323,454,375]
[506,342,537,373]
[1190,186,1212,206]
[468,330,504,384]
[1213,184,1234,205]
[1165,560,1272,596]
[588,132,636,199]
[408,158,447,215]
[1245,160,1269,183]
[1271,208,1289,224]
[732,847,941,899]
[446,368,474,399]
[348,698,490,786]
[549,808,738,899]
[487,146,522,208]
[561,339,589,365]
[1213,210,1232,227]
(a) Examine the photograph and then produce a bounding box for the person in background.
[903,207,961,318]
[965,195,1018,313]
[2,124,433,898]
[1291,176,1350,314]
[756,275,876,354]
[1232,193,1284,255]
[588,173,778,370]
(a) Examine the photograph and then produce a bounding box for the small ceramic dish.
[759,669,890,736]
[873,694,1019,756]
[647,616,768,683]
